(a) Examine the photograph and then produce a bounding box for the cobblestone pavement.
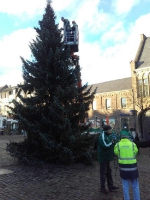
[0,135,149,200]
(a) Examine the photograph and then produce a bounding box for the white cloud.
[0,28,36,86]
[80,41,132,85]
[131,13,150,37]
[70,0,113,35]
[126,14,150,64]
[0,0,75,18]
[0,70,24,86]
[80,13,150,85]
[112,0,140,15]
[100,22,127,45]
[0,0,46,17]
[52,0,73,11]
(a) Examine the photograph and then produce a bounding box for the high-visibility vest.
[114,139,138,176]
[116,140,137,165]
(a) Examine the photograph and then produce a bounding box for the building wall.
[87,89,136,132]
[0,86,18,116]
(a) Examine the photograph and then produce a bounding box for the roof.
[3,86,17,92]
[0,85,17,93]
[89,77,132,94]
[0,85,8,92]
[135,35,150,69]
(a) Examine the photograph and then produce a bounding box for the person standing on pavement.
[110,127,120,143]
[134,133,140,142]
[114,134,141,200]
[120,127,134,141]
[98,125,119,194]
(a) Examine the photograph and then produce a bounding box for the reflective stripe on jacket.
[98,131,114,163]
[114,139,138,165]
[114,139,139,179]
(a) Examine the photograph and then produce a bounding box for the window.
[106,99,111,109]
[121,98,127,108]
[137,79,142,97]
[137,73,149,97]
[92,100,96,110]
[9,91,12,95]
[102,118,115,127]
[143,73,149,97]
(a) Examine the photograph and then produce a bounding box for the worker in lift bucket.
[61,17,71,42]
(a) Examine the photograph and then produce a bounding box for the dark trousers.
[100,162,113,190]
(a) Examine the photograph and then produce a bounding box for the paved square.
[0,135,149,200]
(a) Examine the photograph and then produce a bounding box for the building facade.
[0,85,18,116]
[88,34,150,140]
[87,78,134,134]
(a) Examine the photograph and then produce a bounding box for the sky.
[1,0,150,87]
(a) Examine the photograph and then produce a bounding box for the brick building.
[88,34,150,140]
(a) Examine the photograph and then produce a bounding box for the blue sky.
[1,0,150,86]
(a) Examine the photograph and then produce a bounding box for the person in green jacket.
[98,125,119,194]
[120,127,134,141]
[109,128,120,143]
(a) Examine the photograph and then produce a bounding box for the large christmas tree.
[7,1,96,164]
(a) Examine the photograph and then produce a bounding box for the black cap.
[103,125,112,131]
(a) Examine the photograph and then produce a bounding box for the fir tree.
[7,0,96,165]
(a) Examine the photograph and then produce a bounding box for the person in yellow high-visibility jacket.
[114,134,141,200]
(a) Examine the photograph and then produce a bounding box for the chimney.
[140,34,146,41]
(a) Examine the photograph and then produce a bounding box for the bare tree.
[133,91,150,138]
